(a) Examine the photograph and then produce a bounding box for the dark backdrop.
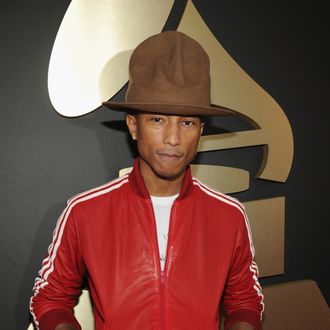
[1,1,329,328]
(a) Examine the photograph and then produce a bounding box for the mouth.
[156,152,183,162]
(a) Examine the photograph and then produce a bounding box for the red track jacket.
[30,159,264,329]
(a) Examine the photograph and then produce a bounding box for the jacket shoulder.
[192,177,246,215]
[66,174,129,208]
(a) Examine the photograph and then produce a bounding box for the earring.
[132,133,137,140]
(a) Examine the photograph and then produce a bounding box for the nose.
[164,121,181,146]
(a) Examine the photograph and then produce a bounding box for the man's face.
[126,113,204,181]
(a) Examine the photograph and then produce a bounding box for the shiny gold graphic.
[245,198,285,277]
[48,0,175,117]
[262,280,330,329]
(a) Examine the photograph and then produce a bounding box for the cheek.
[136,137,156,160]
[136,140,148,158]
[137,128,162,148]
[185,135,200,152]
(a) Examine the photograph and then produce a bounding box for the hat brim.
[102,101,235,116]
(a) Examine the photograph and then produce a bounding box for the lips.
[157,152,183,162]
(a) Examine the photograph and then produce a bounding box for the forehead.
[133,112,203,121]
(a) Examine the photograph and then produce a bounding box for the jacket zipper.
[149,198,177,330]
[160,270,165,330]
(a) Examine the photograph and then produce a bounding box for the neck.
[139,161,185,197]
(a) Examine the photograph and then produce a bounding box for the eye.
[150,116,164,123]
[182,118,199,127]
[183,120,193,126]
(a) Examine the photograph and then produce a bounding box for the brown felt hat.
[102,30,234,116]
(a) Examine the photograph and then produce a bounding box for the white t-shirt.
[151,194,178,270]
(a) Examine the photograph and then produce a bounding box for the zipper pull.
[160,271,165,285]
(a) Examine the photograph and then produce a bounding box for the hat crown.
[126,31,211,106]
[103,30,234,116]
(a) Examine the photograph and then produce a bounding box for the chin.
[154,167,185,181]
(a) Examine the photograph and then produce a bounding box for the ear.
[126,114,137,139]
[200,121,205,136]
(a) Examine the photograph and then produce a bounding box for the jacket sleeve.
[30,203,85,330]
[222,207,264,330]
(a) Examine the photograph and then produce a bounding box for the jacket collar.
[128,158,193,200]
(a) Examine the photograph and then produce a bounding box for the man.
[30,31,264,330]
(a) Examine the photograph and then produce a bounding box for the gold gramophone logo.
[48,0,293,279]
